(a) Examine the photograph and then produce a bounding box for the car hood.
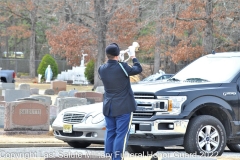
[131,81,222,95]
[61,102,103,113]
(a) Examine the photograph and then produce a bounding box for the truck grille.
[134,93,156,99]
[63,113,85,124]
[133,111,154,118]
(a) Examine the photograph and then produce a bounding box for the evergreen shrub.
[84,59,94,84]
[37,54,58,80]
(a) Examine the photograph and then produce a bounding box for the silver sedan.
[52,102,106,148]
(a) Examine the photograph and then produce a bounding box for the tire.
[67,141,91,148]
[184,115,226,156]
[127,145,164,155]
[227,143,240,152]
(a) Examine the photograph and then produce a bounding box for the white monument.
[72,53,88,85]
[45,65,53,83]
[56,53,89,84]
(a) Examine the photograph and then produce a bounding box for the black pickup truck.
[128,52,240,156]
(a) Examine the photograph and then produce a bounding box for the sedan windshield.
[172,55,240,83]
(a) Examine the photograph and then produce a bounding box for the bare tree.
[153,0,163,74]
[29,0,39,78]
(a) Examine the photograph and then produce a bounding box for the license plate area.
[63,124,72,133]
[129,124,135,134]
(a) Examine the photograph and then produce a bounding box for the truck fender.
[0,72,8,78]
[183,96,234,121]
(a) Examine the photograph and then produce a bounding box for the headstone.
[68,89,78,97]
[17,97,39,101]
[86,98,95,104]
[74,92,103,103]
[30,88,39,95]
[54,91,69,106]
[56,97,87,113]
[30,95,52,106]
[0,96,4,101]
[18,83,30,90]
[51,81,67,94]
[2,89,30,102]
[58,91,68,97]
[95,86,105,94]
[0,104,5,128]
[4,101,50,131]
[0,83,15,90]
[50,105,57,125]
[44,89,55,95]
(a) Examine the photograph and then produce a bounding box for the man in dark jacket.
[98,43,142,160]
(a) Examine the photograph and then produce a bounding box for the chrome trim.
[63,112,85,124]
[135,99,169,111]
[134,95,155,99]
[132,119,189,135]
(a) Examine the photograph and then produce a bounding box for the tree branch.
[106,0,119,24]
[176,16,207,21]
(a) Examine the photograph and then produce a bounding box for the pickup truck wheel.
[227,143,240,152]
[127,145,164,155]
[184,115,226,156]
[67,141,91,148]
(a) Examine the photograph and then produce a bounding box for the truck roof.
[207,52,240,57]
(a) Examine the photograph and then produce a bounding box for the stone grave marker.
[30,88,39,95]
[58,91,69,97]
[68,89,78,97]
[0,83,15,90]
[30,95,52,106]
[0,96,4,101]
[4,101,49,131]
[18,83,30,90]
[56,97,87,113]
[50,105,57,125]
[51,81,67,94]
[74,92,103,103]
[0,104,5,128]
[2,89,30,102]
[54,91,68,105]
[44,89,55,95]
[95,86,105,94]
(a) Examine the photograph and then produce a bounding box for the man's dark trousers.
[105,112,133,160]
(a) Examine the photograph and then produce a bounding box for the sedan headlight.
[52,111,64,125]
[85,115,93,124]
[157,96,187,115]
[92,113,105,124]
